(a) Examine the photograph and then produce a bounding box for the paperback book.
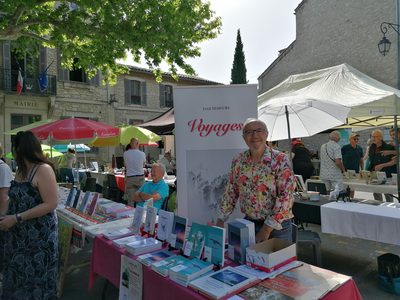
[103,227,136,240]
[137,249,176,266]
[227,220,250,264]
[78,191,91,213]
[65,187,78,207]
[169,258,214,286]
[156,209,174,242]
[204,226,225,267]
[72,189,81,209]
[183,222,207,259]
[152,255,191,277]
[86,192,100,216]
[112,235,145,248]
[143,206,158,235]
[188,266,259,300]
[125,237,162,256]
[131,207,144,234]
[168,215,187,250]
[110,206,135,218]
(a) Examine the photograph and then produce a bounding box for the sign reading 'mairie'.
[175,85,258,225]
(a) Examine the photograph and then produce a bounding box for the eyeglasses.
[353,138,359,141]
[243,128,266,136]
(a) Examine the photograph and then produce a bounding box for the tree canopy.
[0,0,221,83]
[230,29,247,84]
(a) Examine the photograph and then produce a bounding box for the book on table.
[103,227,136,240]
[237,283,293,299]
[143,206,158,235]
[183,222,207,259]
[112,235,145,248]
[137,249,176,266]
[168,215,187,250]
[152,255,191,277]
[204,226,226,267]
[86,192,100,216]
[227,219,251,264]
[188,266,259,300]
[125,237,162,256]
[169,257,214,287]
[131,206,144,234]
[258,263,351,300]
[110,206,135,218]
[156,209,174,242]
[65,186,78,207]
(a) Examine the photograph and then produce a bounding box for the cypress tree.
[230,29,247,84]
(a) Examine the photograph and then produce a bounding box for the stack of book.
[152,255,191,277]
[112,235,144,248]
[103,227,136,240]
[169,258,214,286]
[125,237,162,256]
[137,249,176,266]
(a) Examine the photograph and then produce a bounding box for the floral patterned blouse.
[218,147,295,230]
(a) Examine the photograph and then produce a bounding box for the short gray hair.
[329,130,340,140]
[242,118,268,133]
[153,162,166,174]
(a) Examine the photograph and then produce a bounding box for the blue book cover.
[72,189,81,209]
[152,255,191,277]
[170,257,213,282]
[183,222,207,259]
[65,187,77,207]
[137,249,176,266]
[169,215,187,250]
[205,226,225,267]
[227,220,249,264]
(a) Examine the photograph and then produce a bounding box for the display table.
[293,196,332,225]
[89,236,361,300]
[321,202,400,245]
[306,178,397,195]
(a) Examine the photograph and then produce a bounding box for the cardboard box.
[246,238,297,272]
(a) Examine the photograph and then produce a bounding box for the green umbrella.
[6,144,63,159]
[4,119,55,135]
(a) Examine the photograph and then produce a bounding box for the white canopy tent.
[258,63,400,195]
[258,63,400,125]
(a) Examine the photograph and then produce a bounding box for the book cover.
[103,227,135,240]
[260,263,351,300]
[78,191,91,213]
[131,207,144,234]
[143,206,157,235]
[152,255,191,277]
[65,187,77,207]
[86,192,100,216]
[236,219,256,248]
[110,206,135,218]
[183,223,207,259]
[238,283,293,300]
[72,189,81,209]
[204,226,225,267]
[169,258,213,284]
[112,235,145,248]
[156,209,174,242]
[188,266,258,300]
[137,249,176,266]
[168,215,187,250]
[227,220,249,264]
[126,237,162,256]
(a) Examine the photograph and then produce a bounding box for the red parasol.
[30,117,120,142]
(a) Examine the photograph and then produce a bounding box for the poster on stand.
[174,84,258,225]
[119,255,143,300]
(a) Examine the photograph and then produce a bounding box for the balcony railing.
[0,68,57,96]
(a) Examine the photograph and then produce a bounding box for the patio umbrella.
[89,126,161,147]
[29,117,120,144]
[6,144,63,159]
[53,143,91,153]
[258,98,351,144]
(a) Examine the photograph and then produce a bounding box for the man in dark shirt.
[341,133,363,173]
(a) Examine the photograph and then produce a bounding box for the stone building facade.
[258,0,398,157]
[0,44,219,163]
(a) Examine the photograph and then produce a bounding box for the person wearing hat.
[216,118,295,243]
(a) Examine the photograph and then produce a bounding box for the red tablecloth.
[115,175,125,192]
[89,236,362,300]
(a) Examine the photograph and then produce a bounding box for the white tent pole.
[395,116,400,198]
[284,105,293,163]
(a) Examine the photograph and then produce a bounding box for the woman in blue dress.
[0,131,59,300]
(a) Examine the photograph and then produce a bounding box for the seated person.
[132,163,169,210]
[158,152,176,175]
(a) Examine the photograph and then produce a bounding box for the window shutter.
[57,49,69,81]
[159,84,166,107]
[124,79,131,105]
[3,41,11,90]
[141,81,147,106]
[39,46,47,72]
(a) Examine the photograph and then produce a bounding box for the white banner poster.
[119,255,143,300]
[175,84,258,225]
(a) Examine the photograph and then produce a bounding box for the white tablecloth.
[306,178,397,194]
[321,202,400,245]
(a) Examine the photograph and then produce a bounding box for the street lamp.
[378,22,400,55]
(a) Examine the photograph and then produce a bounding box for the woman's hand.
[0,214,17,231]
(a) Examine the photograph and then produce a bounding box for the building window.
[69,58,87,83]
[159,84,173,108]
[124,79,147,106]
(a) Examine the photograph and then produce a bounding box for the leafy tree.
[0,0,221,83]
[230,29,247,84]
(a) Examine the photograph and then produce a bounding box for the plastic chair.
[292,223,322,266]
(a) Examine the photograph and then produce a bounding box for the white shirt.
[123,149,146,176]
[0,160,13,188]
[320,140,343,181]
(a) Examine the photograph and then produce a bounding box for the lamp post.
[378,21,400,197]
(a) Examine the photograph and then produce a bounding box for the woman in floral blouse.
[216,118,295,243]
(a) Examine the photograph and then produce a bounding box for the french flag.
[16,69,23,95]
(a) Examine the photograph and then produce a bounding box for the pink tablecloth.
[89,236,362,300]
[114,175,125,192]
